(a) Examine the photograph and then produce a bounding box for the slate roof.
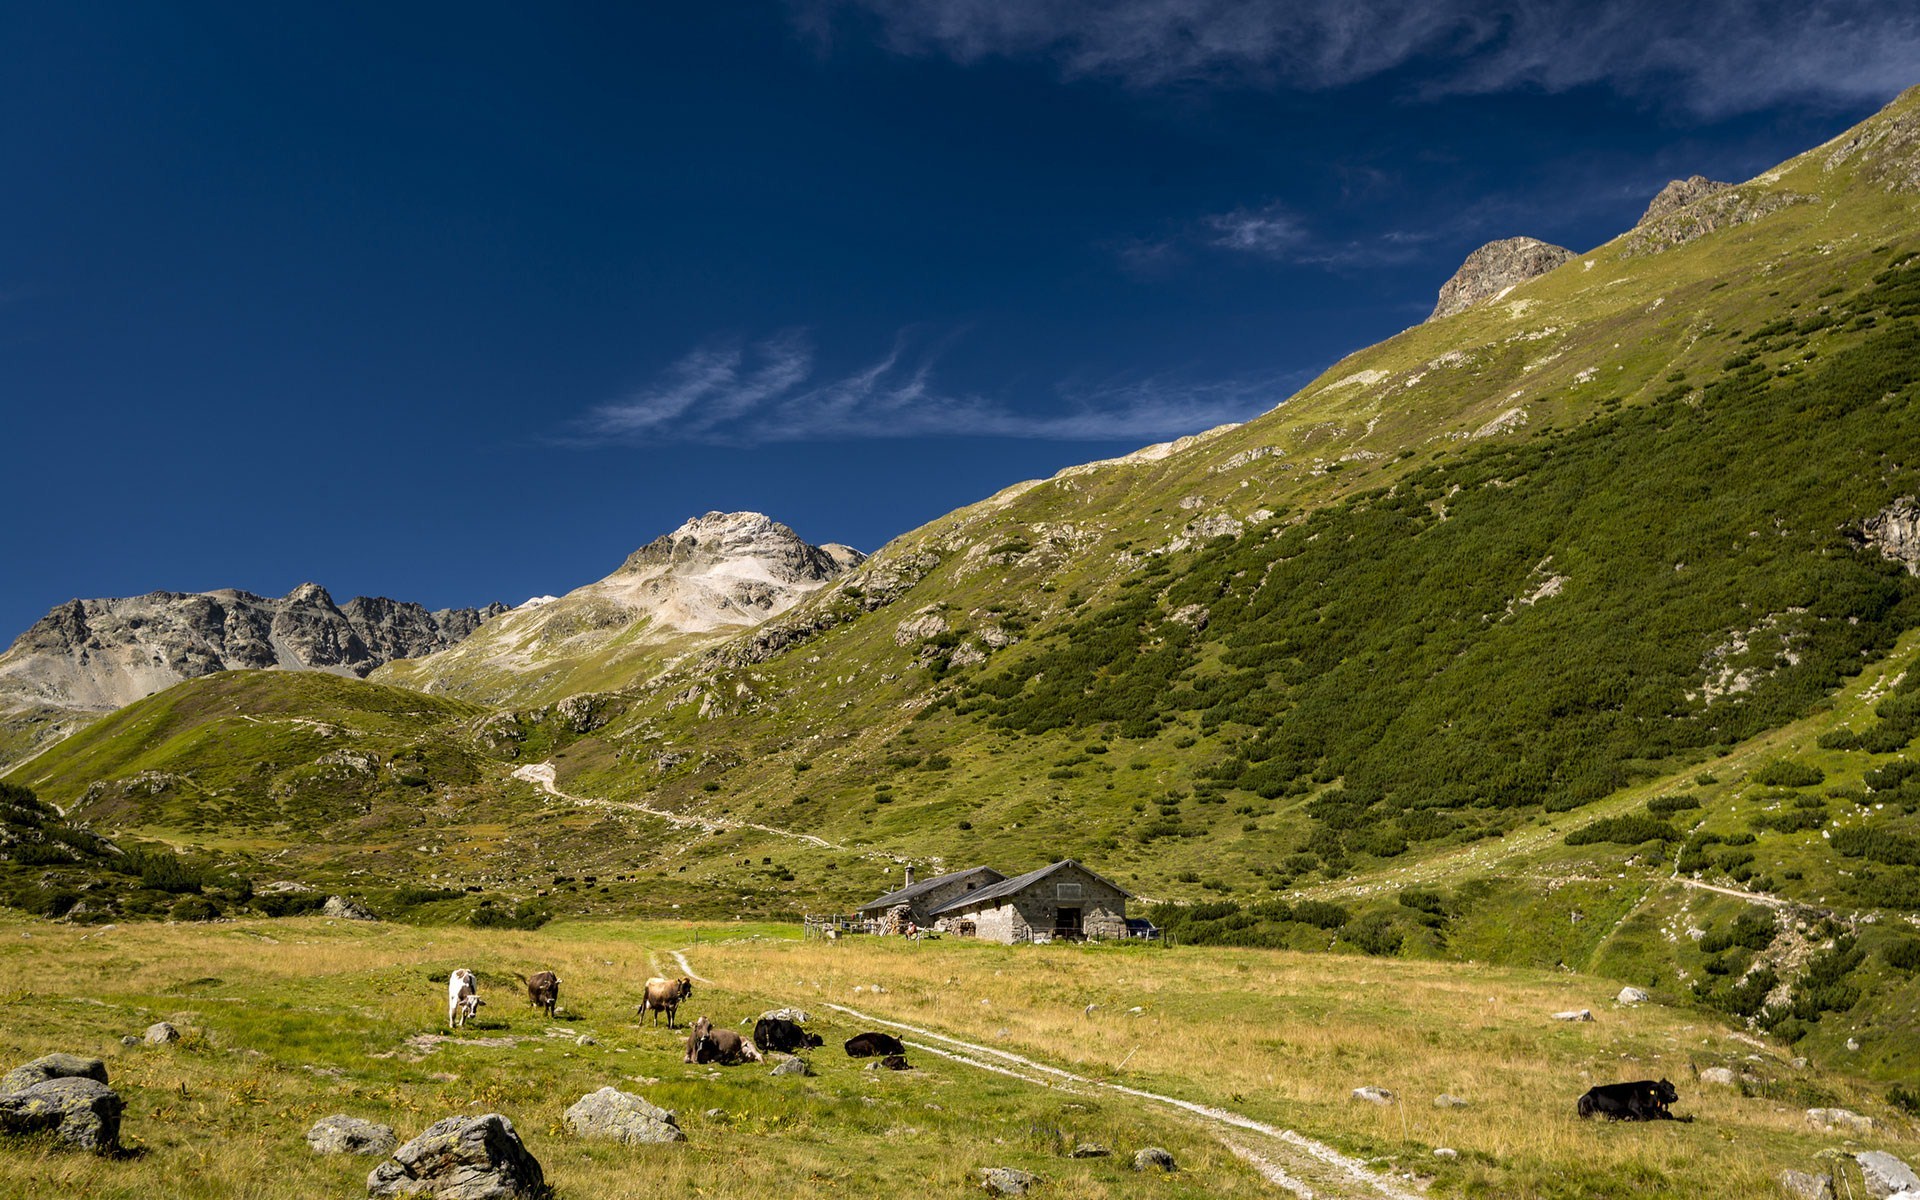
[856,865,1004,913]
[928,859,1131,917]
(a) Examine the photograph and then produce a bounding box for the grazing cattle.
[683,1016,764,1065]
[1577,1078,1684,1121]
[755,1017,824,1055]
[638,976,693,1029]
[447,969,484,1029]
[843,1031,906,1058]
[524,970,561,1018]
[879,1054,912,1071]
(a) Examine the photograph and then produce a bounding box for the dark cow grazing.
[755,1017,824,1055]
[844,1031,906,1058]
[1577,1078,1686,1121]
[524,971,561,1018]
[638,976,693,1028]
[683,1016,764,1065]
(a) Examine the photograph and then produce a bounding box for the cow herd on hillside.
[442,968,916,1072]
[446,968,1686,1119]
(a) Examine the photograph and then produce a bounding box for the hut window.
[1056,882,1083,900]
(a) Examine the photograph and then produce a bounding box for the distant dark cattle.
[844,1031,906,1058]
[1577,1078,1684,1121]
[879,1054,911,1071]
[683,1016,763,1065]
[755,1016,823,1054]
[638,976,693,1028]
[524,971,561,1018]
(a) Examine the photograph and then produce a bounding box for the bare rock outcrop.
[1428,237,1576,321]
[1825,83,1920,193]
[1636,176,1731,227]
[0,583,504,722]
[1621,185,1813,256]
[1856,497,1920,575]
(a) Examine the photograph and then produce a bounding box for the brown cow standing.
[683,1016,763,1065]
[526,971,561,1018]
[638,976,693,1028]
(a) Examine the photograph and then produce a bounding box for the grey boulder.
[562,1087,685,1145]
[1433,1094,1470,1109]
[1069,1144,1110,1159]
[324,895,378,921]
[1779,1170,1835,1200]
[1,1054,107,1094]
[769,1057,812,1077]
[1807,1107,1876,1134]
[979,1167,1040,1194]
[308,1113,397,1156]
[367,1113,545,1200]
[1133,1147,1177,1172]
[1859,1151,1920,1198]
[1617,987,1650,1005]
[1352,1086,1394,1105]
[144,1022,180,1045]
[0,1077,124,1153]
[1698,1067,1738,1086]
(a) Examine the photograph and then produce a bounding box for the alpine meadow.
[6,23,1920,1200]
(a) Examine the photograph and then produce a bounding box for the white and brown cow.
[447,968,485,1028]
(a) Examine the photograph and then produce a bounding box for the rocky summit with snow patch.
[375,512,862,705]
[1427,236,1577,321]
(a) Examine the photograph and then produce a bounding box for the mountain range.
[7,84,1920,1076]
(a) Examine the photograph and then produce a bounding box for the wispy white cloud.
[798,0,1920,115]
[1203,202,1309,258]
[568,330,1301,445]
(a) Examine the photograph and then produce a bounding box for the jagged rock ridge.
[1427,237,1577,321]
[0,586,505,714]
[1636,175,1731,227]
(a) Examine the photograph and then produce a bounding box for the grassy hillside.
[3,915,1914,1200]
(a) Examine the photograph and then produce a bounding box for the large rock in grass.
[562,1087,685,1145]
[1778,1171,1833,1200]
[1859,1152,1920,1198]
[0,1054,107,1094]
[1807,1107,1877,1134]
[309,1113,398,1156]
[367,1113,544,1200]
[0,1077,124,1153]
[1427,237,1576,321]
[979,1167,1040,1194]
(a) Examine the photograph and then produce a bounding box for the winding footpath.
[511,761,859,854]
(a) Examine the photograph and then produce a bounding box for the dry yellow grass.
[0,915,1911,1199]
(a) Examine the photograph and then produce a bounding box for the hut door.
[1056,907,1083,939]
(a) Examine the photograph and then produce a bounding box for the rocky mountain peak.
[1427,237,1577,322]
[619,511,859,584]
[1636,176,1731,227]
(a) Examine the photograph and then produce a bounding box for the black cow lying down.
[755,1017,824,1054]
[844,1031,906,1058]
[1577,1078,1689,1121]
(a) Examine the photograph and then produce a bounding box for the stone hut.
[855,865,1005,930]
[929,860,1130,944]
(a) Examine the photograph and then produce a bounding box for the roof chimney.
[904,865,915,887]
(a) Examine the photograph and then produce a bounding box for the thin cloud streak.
[568,332,1303,446]
[800,0,1920,115]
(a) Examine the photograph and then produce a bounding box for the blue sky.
[2,2,1914,636]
